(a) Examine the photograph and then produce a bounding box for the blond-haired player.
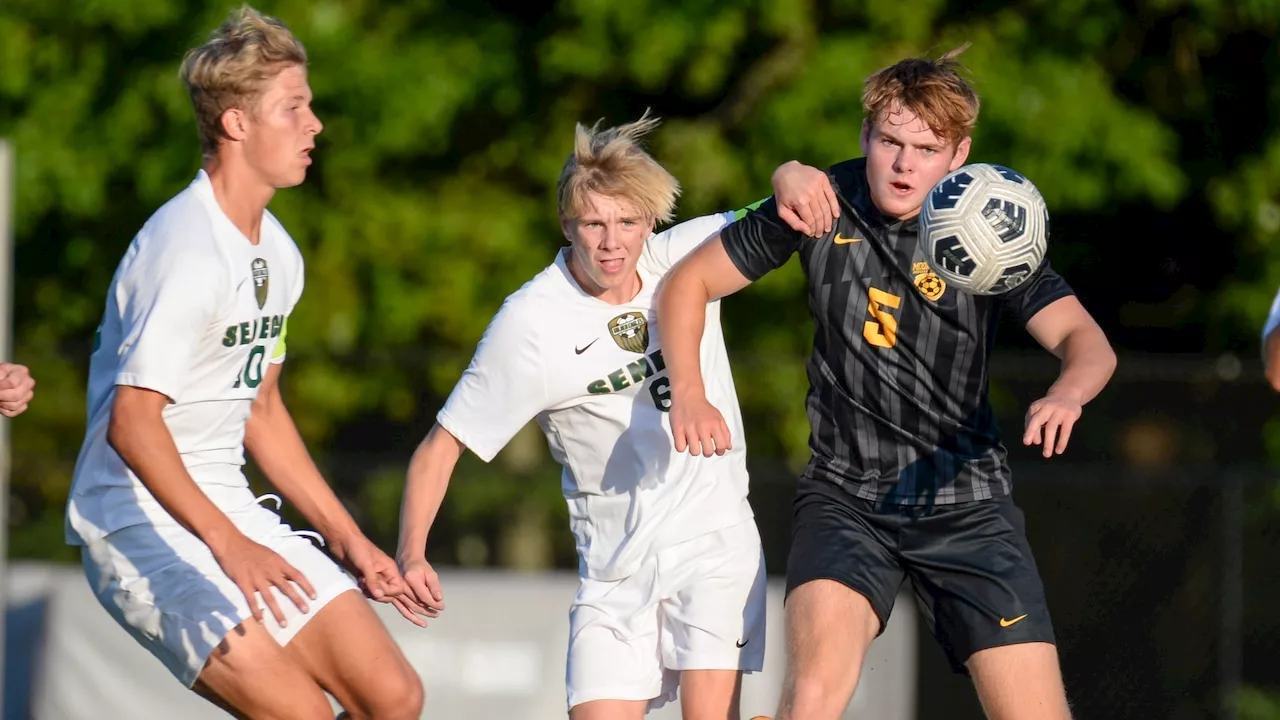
[659,48,1116,720]
[394,114,836,720]
[67,7,426,719]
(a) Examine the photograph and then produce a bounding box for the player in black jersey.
[657,48,1116,720]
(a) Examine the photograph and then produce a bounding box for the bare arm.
[1021,296,1118,456]
[244,362,360,551]
[395,422,465,608]
[108,386,244,553]
[108,385,316,625]
[657,237,755,455]
[245,361,431,624]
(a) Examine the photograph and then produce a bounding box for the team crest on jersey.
[608,312,649,353]
[251,258,269,309]
[914,271,946,302]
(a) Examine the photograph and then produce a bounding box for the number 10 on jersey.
[232,345,267,389]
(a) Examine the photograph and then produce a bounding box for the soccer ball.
[917,163,1049,295]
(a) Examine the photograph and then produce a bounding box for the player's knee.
[359,664,423,720]
[785,675,850,720]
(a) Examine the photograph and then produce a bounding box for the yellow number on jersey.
[862,287,902,348]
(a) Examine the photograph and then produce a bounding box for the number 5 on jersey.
[863,287,901,349]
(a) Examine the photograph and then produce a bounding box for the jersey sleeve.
[270,319,289,365]
[114,243,227,401]
[719,196,804,282]
[999,259,1077,326]
[436,299,550,463]
[644,211,736,275]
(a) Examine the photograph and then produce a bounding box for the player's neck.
[203,155,277,245]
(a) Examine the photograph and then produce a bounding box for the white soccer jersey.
[438,211,754,581]
[66,170,305,545]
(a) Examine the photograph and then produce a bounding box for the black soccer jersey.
[721,158,1074,506]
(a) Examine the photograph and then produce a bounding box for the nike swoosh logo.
[1000,614,1028,628]
[575,338,598,355]
[736,639,749,648]
[834,234,861,245]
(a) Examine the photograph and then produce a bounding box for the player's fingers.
[1054,417,1075,455]
[1023,413,1044,446]
[824,178,841,219]
[815,192,835,235]
[1040,419,1060,458]
[423,570,446,607]
[714,419,733,455]
[258,582,289,627]
[672,424,689,454]
[282,560,317,600]
[238,583,264,623]
[390,596,429,628]
[275,575,311,616]
[776,205,814,237]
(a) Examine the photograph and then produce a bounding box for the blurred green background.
[3,0,1280,717]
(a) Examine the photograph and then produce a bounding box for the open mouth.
[599,258,625,274]
[890,181,913,194]
[301,148,313,165]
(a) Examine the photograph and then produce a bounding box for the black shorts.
[785,478,1056,674]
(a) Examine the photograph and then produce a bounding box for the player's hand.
[771,161,840,238]
[669,394,733,457]
[0,363,35,418]
[1023,392,1083,458]
[397,556,446,625]
[337,535,437,627]
[211,532,317,628]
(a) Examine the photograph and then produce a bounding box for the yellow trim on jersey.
[272,319,288,361]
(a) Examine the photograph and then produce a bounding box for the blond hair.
[862,44,981,146]
[556,111,680,224]
[180,5,308,158]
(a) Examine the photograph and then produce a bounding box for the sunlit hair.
[557,111,681,224]
[862,44,981,146]
[179,5,308,158]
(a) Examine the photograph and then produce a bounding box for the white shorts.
[566,519,767,711]
[80,492,358,688]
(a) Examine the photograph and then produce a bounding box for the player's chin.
[873,190,925,220]
[272,165,310,189]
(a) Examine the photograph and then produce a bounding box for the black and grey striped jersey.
[721,158,1074,506]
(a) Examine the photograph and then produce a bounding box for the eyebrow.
[878,129,941,151]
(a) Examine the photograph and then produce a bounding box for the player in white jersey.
[394,113,837,720]
[65,7,427,719]
[0,362,34,417]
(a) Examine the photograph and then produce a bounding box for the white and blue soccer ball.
[918,163,1049,295]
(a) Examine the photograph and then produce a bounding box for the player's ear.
[559,215,575,245]
[949,136,972,170]
[220,107,249,143]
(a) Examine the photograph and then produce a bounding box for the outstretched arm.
[245,362,432,626]
[394,423,464,612]
[1022,296,1117,457]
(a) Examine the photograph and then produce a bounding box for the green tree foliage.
[2,0,1278,563]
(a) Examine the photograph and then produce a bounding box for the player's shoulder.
[827,157,868,196]
[486,260,572,334]
[129,178,227,272]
